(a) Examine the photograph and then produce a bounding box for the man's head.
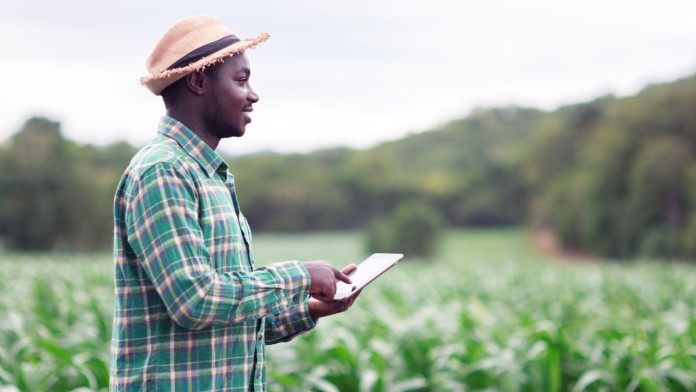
[162,54,259,139]
[141,15,267,142]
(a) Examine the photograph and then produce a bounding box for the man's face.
[203,53,259,139]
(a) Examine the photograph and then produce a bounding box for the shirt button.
[257,372,261,379]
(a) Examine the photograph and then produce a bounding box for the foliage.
[0,118,135,251]
[0,118,81,250]
[1,74,695,259]
[2,230,696,391]
[524,76,696,258]
[232,107,542,230]
[0,254,112,391]
[365,201,444,258]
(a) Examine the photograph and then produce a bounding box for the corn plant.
[0,230,695,391]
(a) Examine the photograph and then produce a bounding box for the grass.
[1,228,695,391]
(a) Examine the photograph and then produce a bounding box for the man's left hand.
[308,263,361,321]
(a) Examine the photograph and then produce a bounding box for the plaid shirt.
[111,117,315,391]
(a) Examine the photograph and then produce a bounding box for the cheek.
[212,94,225,119]
[227,81,248,101]
[234,88,248,105]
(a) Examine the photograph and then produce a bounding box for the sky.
[2,0,695,156]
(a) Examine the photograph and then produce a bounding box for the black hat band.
[166,35,241,71]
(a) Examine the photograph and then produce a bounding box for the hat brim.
[140,32,269,95]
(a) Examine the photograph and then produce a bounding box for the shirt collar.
[157,116,228,177]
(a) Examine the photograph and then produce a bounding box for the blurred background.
[1,0,695,258]
[1,1,696,391]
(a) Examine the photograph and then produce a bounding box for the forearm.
[156,260,311,329]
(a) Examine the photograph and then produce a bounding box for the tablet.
[333,253,403,301]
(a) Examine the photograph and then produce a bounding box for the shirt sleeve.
[263,281,317,344]
[125,163,312,330]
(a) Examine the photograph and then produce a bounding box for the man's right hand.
[304,261,352,302]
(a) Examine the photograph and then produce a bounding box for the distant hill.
[230,73,696,258]
[2,73,694,258]
[230,106,547,230]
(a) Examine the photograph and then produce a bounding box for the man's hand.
[304,261,352,302]
[308,263,362,322]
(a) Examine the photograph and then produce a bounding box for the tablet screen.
[333,253,403,300]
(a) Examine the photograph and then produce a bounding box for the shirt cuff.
[263,261,317,342]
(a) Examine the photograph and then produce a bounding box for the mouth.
[243,106,253,123]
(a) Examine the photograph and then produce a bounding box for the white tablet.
[333,253,403,301]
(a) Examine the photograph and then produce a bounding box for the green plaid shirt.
[111,117,315,391]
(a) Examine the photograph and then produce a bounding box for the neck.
[166,108,220,150]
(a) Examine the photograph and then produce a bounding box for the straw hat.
[141,15,269,95]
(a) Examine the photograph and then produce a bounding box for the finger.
[349,287,363,300]
[334,268,352,284]
[341,297,355,312]
[341,263,358,276]
[326,300,346,313]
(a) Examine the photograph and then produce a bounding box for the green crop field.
[1,229,695,391]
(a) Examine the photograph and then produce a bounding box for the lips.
[243,106,253,123]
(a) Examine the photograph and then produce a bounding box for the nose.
[248,85,259,103]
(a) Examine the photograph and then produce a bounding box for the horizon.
[5,71,693,157]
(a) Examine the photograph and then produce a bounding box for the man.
[111,15,359,391]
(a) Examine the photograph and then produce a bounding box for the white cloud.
[1,0,695,153]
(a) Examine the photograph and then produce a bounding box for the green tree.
[524,75,696,259]
[365,201,444,259]
[0,117,134,251]
[0,118,84,249]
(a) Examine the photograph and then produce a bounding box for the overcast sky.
[2,0,695,155]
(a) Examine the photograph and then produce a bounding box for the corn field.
[1,230,695,391]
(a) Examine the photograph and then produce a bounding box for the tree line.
[1,74,694,259]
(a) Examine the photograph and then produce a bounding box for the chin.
[222,125,245,138]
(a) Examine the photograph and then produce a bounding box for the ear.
[185,71,208,96]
